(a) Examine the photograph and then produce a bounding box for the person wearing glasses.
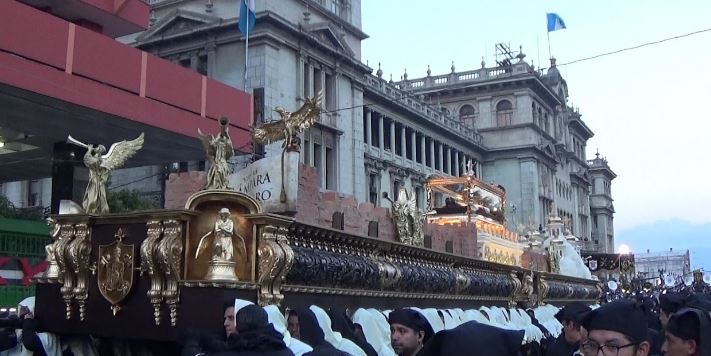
[579,300,651,356]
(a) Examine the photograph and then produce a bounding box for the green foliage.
[0,195,45,221]
[107,189,158,213]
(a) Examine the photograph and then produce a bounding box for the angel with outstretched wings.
[252,91,323,151]
[199,117,233,190]
[68,133,144,214]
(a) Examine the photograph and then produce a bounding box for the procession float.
[33,93,601,348]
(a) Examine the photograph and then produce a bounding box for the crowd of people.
[1,292,709,356]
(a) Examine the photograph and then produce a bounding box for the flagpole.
[547,30,552,61]
[244,9,249,91]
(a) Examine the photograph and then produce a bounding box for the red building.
[0,0,253,212]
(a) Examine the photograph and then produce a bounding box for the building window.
[314,142,323,185]
[393,180,401,197]
[28,179,40,207]
[303,62,311,97]
[325,73,336,111]
[496,100,513,126]
[325,146,336,190]
[459,104,477,127]
[445,240,454,253]
[196,55,208,76]
[367,221,379,238]
[368,173,379,205]
[424,235,432,248]
[415,186,423,210]
[332,212,344,230]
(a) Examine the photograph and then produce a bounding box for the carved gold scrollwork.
[157,219,183,326]
[68,222,92,321]
[43,218,61,280]
[536,276,549,306]
[142,220,164,325]
[257,225,293,306]
[508,272,523,308]
[56,223,76,319]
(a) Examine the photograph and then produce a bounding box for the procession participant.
[215,304,294,356]
[287,310,301,341]
[546,302,591,356]
[292,308,349,356]
[182,301,236,356]
[579,300,651,356]
[352,308,396,356]
[309,305,367,356]
[684,294,711,318]
[327,308,378,356]
[387,308,433,356]
[661,307,711,356]
[417,320,525,356]
[660,293,686,328]
[263,306,312,356]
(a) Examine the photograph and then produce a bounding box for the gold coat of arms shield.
[98,229,135,315]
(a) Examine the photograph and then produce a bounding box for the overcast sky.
[361,0,711,254]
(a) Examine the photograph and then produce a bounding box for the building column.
[454,151,460,177]
[365,108,372,145]
[446,146,452,175]
[428,139,435,169]
[410,129,417,162]
[389,120,396,154]
[400,124,407,158]
[420,134,426,165]
[378,113,384,151]
[50,142,86,214]
[438,143,444,172]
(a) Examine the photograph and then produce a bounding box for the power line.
[552,26,711,68]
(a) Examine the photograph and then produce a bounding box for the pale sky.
[361,1,711,248]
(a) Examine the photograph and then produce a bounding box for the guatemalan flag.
[239,0,256,35]
[546,13,566,32]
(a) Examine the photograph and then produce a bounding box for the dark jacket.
[544,334,578,356]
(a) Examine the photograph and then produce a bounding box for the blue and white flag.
[239,0,255,35]
[546,13,566,32]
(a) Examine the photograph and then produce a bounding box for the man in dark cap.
[417,320,525,356]
[661,307,711,356]
[388,308,434,356]
[580,300,651,356]
[546,302,591,356]
[685,294,711,319]
[660,293,685,329]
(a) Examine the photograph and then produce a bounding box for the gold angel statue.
[252,91,323,152]
[195,208,246,281]
[195,208,246,262]
[384,188,424,247]
[199,117,233,190]
[67,133,145,214]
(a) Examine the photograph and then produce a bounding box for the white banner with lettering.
[229,152,298,212]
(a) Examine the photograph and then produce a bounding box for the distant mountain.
[616,219,711,270]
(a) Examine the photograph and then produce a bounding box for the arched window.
[496,100,513,126]
[459,105,477,120]
[459,104,477,128]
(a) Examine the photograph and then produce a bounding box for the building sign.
[229,152,298,212]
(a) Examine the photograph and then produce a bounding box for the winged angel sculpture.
[67,133,144,214]
[385,188,424,247]
[199,117,233,190]
[252,91,323,152]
